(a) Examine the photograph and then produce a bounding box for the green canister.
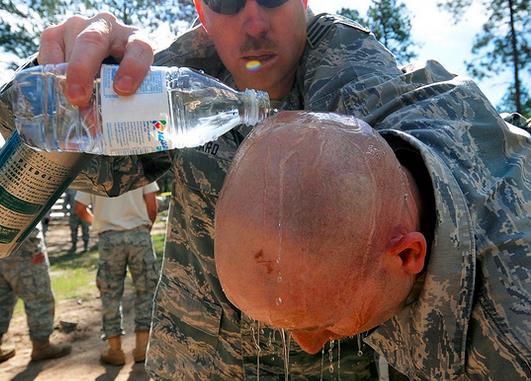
[0,131,85,257]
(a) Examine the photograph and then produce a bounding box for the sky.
[0,0,520,110]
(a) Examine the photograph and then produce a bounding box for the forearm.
[74,203,93,225]
[143,193,158,225]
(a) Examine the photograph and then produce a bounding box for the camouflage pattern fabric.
[346,61,530,380]
[64,189,90,247]
[1,11,528,381]
[0,227,55,341]
[96,226,159,338]
[500,112,531,133]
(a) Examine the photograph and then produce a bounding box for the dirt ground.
[0,219,167,381]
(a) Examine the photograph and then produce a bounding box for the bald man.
[215,111,531,380]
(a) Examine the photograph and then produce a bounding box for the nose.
[241,0,271,38]
[291,330,330,355]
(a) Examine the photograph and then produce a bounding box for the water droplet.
[328,340,335,374]
[280,329,291,381]
[320,347,325,381]
[277,274,283,283]
[337,339,341,380]
[276,297,283,306]
[252,321,261,381]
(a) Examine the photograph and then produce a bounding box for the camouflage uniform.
[75,188,160,339]
[501,112,531,133]
[0,226,55,341]
[97,226,159,338]
[64,188,90,251]
[346,62,530,379]
[1,11,527,381]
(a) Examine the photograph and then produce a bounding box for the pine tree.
[338,0,418,65]
[438,0,530,115]
[0,0,196,69]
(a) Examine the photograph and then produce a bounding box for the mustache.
[240,36,277,54]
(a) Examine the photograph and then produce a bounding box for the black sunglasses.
[203,0,289,15]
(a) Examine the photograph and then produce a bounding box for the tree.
[338,0,418,65]
[338,0,417,64]
[0,0,196,69]
[367,0,418,65]
[337,7,367,26]
[0,0,71,64]
[438,0,530,116]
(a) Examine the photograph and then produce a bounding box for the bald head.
[215,111,425,350]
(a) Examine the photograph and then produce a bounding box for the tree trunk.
[508,0,522,113]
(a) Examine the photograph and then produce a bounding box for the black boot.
[68,242,77,254]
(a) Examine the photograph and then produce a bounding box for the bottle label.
[100,65,172,155]
[0,133,74,257]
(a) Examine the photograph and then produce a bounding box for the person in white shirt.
[75,182,159,366]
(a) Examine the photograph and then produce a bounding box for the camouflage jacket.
[350,63,530,379]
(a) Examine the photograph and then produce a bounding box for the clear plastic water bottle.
[12,64,272,156]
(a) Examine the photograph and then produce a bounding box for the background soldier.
[0,225,71,363]
[75,183,159,366]
[64,188,90,253]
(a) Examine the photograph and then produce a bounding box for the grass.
[13,231,165,316]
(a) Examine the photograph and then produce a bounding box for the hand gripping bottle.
[12,64,272,156]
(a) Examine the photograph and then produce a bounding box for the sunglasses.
[203,0,289,15]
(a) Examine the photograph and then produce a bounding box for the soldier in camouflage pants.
[64,188,90,253]
[75,183,160,366]
[0,226,71,362]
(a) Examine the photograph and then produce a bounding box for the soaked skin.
[215,111,426,354]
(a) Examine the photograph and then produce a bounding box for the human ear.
[386,232,427,274]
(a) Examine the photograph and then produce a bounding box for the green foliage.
[338,0,418,65]
[337,7,367,25]
[438,0,530,115]
[498,85,530,116]
[0,0,197,68]
[0,0,71,66]
[367,0,418,64]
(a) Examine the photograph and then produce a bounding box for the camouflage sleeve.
[70,151,172,197]
[0,58,173,197]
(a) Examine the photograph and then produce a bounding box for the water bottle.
[12,64,272,156]
[0,131,86,258]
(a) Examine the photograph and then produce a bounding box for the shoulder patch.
[307,13,370,49]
